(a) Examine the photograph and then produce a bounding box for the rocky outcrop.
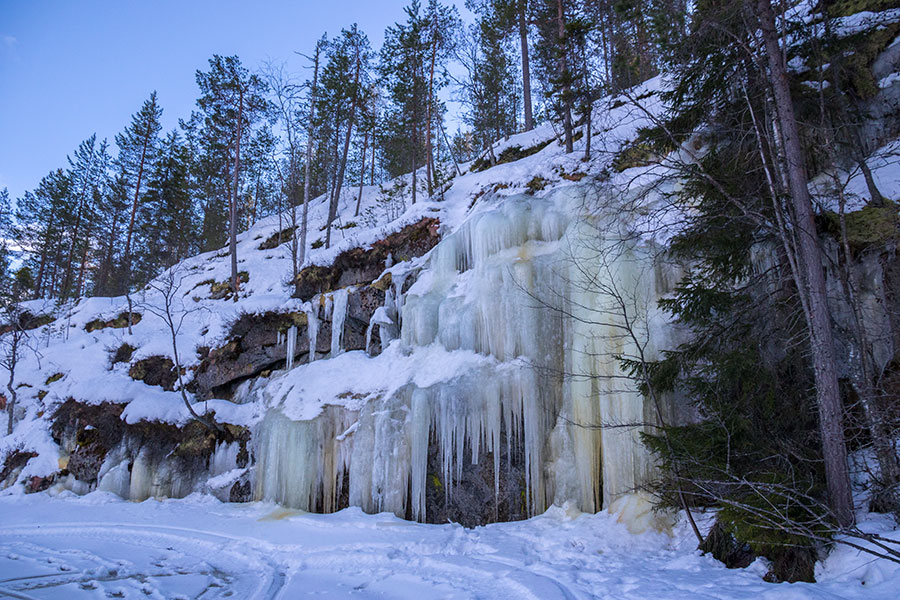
[49,399,250,499]
[293,217,439,301]
[129,356,180,391]
[194,281,391,399]
[423,429,528,527]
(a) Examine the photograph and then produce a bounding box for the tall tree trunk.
[371,126,376,185]
[62,200,84,300]
[440,119,462,177]
[230,86,244,298]
[756,0,854,527]
[519,0,534,131]
[426,30,438,196]
[557,0,573,153]
[123,119,152,291]
[355,130,369,217]
[299,43,321,269]
[411,135,418,206]
[76,236,89,298]
[326,51,361,249]
[6,337,17,435]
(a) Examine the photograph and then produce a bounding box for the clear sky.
[0,0,464,201]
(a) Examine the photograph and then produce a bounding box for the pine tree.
[0,189,12,293]
[136,132,196,282]
[60,135,109,300]
[532,0,575,152]
[115,92,162,294]
[194,55,268,295]
[320,25,372,248]
[380,1,430,202]
[15,170,70,298]
[465,0,520,156]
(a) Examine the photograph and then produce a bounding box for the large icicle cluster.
[254,189,680,521]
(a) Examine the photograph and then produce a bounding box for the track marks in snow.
[0,521,579,599]
[0,523,285,599]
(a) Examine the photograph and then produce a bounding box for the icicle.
[330,288,350,357]
[305,302,319,362]
[285,325,297,370]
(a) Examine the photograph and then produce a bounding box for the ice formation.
[254,189,680,521]
[285,325,298,370]
[330,288,350,357]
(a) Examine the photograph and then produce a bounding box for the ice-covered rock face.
[254,189,681,523]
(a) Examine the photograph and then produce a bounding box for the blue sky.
[0,0,467,201]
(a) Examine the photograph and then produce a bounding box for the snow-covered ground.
[1,491,898,600]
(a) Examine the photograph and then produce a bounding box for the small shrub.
[525,176,548,194]
[258,226,297,250]
[110,343,136,365]
[311,239,325,250]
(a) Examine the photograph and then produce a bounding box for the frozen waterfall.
[254,189,680,522]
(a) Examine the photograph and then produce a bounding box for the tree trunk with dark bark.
[756,0,854,527]
[230,85,245,298]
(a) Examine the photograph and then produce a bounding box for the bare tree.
[140,267,220,432]
[1,305,29,435]
[0,287,46,434]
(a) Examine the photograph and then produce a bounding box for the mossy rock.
[371,272,393,292]
[293,218,440,301]
[472,139,553,172]
[826,0,898,18]
[45,372,64,385]
[0,312,54,336]
[525,176,548,194]
[129,356,179,391]
[24,313,54,331]
[821,201,900,253]
[51,400,127,484]
[209,271,250,300]
[612,141,656,172]
[85,311,142,333]
[0,450,37,486]
[227,310,308,341]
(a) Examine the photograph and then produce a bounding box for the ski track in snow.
[0,493,891,599]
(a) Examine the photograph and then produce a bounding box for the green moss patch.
[85,311,142,333]
[525,176,548,194]
[208,271,250,300]
[820,201,900,254]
